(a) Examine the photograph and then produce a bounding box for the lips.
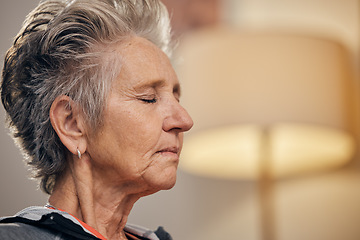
[156,147,179,156]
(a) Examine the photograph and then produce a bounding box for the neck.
[48,159,146,240]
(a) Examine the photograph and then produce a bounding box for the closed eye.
[141,98,157,104]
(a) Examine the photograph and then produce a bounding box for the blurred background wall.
[0,1,359,240]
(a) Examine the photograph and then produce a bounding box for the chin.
[158,173,177,191]
[146,168,178,191]
[162,177,177,190]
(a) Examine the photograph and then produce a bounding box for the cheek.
[120,114,163,161]
[96,99,165,172]
[124,114,161,143]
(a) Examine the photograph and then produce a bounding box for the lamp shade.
[181,123,355,180]
[177,27,356,179]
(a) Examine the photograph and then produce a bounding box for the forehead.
[118,36,166,61]
[114,37,175,82]
[107,36,180,96]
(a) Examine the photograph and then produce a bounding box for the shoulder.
[125,224,173,240]
[0,222,64,240]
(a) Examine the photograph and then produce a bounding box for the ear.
[50,95,87,156]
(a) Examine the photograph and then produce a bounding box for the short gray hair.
[1,0,172,194]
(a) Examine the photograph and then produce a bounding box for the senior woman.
[0,0,193,239]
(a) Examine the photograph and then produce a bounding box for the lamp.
[176,27,357,240]
[181,123,355,180]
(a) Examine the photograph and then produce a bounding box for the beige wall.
[223,0,360,56]
[0,1,359,240]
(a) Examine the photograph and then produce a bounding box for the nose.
[163,100,194,133]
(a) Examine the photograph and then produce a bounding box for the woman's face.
[86,37,193,193]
